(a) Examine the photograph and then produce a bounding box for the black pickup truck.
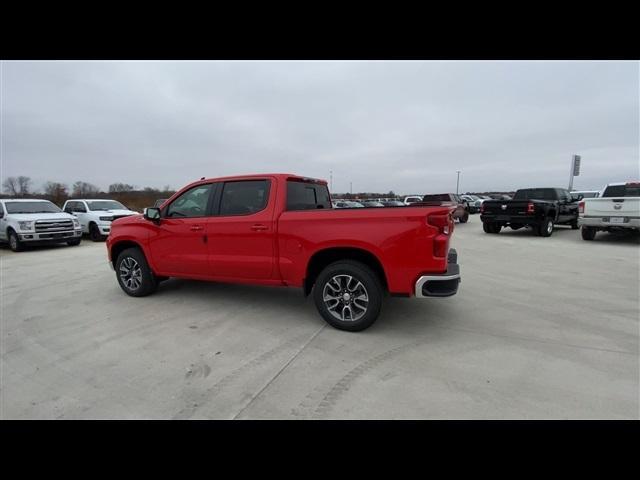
[480,188,582,237]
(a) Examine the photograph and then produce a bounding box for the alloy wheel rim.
[119,257,143,291]
[323,274,369,322]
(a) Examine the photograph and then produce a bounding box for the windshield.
[4,201,62,214]
[513,189,557,201]
[87,200,128,211]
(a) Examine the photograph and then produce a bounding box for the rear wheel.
[115,247,158,297]
[571,219,579,230]
[538,217,554,237]
[8,229,23,252]
[313,260,383,332]
[581,226,597,241]
[459,212,469,223]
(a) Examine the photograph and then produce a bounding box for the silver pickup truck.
[578,182,640,240]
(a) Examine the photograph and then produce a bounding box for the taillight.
[427,213,452,235]
[428,213,452,258]
[578,201,585,214]
[527,202,535,214]
[480,202,485,214]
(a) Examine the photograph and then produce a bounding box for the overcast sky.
[1,60,638,195]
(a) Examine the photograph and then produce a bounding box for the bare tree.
[17,176,32,196]
[72,181,101,197]
[108,183,135,193]
[2,177,20,196]
[43,182,69,206]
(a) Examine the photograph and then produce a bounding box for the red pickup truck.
[106,174,461,331]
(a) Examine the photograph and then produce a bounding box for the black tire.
[115,247,158,297]
[67,238,81,246]
[313,260,383,332]
[482,221,493,233]
[8,229,23,252]
[459,212,469,223]
[538,217,554,237]
[571,219,579,230]
[581,226,597,241]
[89,223,104,242]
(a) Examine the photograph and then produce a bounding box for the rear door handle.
[251,224,268,231]
[190,225,204,231]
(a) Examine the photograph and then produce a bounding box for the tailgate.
[584,198,640,217]
[482,201,529,216]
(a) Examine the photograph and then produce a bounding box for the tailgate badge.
[501,204,507,210]
[614,204,622,209]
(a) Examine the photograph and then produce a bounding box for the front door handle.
[190,225,204,231]
[251,224,268,231]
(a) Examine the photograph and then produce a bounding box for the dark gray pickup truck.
[480,188,582,237]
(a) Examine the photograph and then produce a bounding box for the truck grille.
[35,220,74,233]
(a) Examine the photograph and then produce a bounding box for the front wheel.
[313,260,383,332]
[459,212,469,223]
[115,247,158,297]
[89,223,104,242]
[8,230,23,252]
[581,226,597,241]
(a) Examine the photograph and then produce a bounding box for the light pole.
[329,170,333,191]
[456,170,461,195]
[350,181,353,195]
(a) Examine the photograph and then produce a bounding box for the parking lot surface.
[1,221,638,419]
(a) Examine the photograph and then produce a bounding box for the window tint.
[423,194,451,202]
[166,184,213,218]
[286,181,331,211]
[513,189,557,201]
[220,180,270,216]
[602,184,640,197]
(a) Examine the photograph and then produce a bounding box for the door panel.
[148,183,214,276]
[207,179,275,280]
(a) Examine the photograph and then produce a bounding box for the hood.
[7,212,75,222]
[111,213,144,226]
[90,209,139,216]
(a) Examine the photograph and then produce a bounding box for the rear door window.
[422,194,451,202]
[286,181,331,211]
[219,180,270,216]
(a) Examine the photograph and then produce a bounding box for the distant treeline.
[1,176,175,212]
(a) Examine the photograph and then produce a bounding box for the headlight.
[18,221,35,231]
[73,219,80,228]
[99,216,113,222]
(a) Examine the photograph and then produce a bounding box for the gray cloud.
[2,60,638,195]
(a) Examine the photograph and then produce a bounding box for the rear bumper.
[415,249,461,298]
[480,214,541,225]
[578,216,640,229]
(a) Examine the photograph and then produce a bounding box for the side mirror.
[144,207,161,222]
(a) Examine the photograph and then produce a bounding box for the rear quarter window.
[286,181,331,211]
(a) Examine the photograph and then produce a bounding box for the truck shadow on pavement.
[151,277,448,334]
[492,225,640,245]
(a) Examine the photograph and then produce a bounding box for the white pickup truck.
[0,198,82,252]
[62,199,139,241]
[578,181,640,240]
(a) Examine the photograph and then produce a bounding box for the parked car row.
[479,182,640,240]
[0,197,138,251]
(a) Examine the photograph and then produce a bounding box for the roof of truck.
[0,198,55,202]
[192,173,328,186]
